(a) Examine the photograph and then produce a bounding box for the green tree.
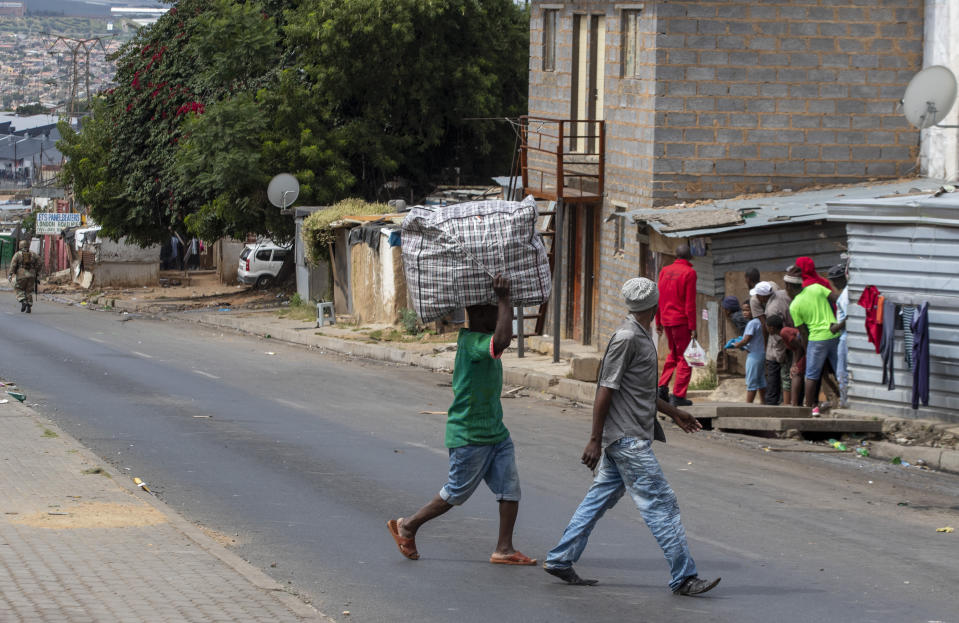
[58,0,529,246]
[61,0,284,246]
[57,102,126,239]
[285,0,529,197]
[16,103,49,115]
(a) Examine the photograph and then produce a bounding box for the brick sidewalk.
[0,401,327,622]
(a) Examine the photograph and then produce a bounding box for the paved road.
[1,299,958,622]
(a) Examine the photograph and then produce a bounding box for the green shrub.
[301,198,392,265]
[400,308,420,335]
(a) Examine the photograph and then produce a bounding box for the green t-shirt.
[789,284,838,342]
[445,329,509,448]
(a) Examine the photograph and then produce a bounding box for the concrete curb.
[182,312,600,405]
[10,399,331,621]
[866,439,959,474]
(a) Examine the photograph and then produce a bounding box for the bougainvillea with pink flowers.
[60,0,528,247]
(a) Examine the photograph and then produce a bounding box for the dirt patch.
[8,501,167,529]
[198,524,240,548]
[882,418,958,449]
[45,270,283,312]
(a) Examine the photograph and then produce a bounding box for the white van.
[237,241,292,289]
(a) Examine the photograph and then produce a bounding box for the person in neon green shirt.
[785,276,840,410]
[388,275,537,566]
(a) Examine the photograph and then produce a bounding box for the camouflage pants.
[14,277,34,304]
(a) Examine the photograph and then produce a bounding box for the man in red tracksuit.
[656,244,697,407]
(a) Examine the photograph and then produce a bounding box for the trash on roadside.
[827,439,847,451]
[936,526,954,533]
[5,391,25,402]
[897,502,909,506]
[0,399,8,404]
[915,458,927,467]
[855,448,869,457]
[133,477,153,494]
[264,351,276,356]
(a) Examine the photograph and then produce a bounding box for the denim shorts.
[805,337,839,381]
[440,437,520,505]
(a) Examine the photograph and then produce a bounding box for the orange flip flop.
[387,519,419,560]
[490,551,537,565]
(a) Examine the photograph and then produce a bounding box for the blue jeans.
[805,337,839,381]
[439,437,520,505]
[544,437,697,591]
[837,332,848,404]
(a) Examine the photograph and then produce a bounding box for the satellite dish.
[901,65,958,129]
[267,173,300,209]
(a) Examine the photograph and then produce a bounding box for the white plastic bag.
[683,338,707,367]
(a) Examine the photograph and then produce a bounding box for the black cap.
[827,262,847,279]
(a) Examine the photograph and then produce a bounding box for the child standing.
[733,302,767,403]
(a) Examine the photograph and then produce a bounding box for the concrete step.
[524,335,602,382]
[714,417,884,433]
[685,402,812,419]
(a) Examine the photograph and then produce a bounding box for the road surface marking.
[192,369,220,380]
[404,441,447,457]
[686,531,764,561]
[131,351,153,359]
[89,337,105,343]
[274,398,311,411]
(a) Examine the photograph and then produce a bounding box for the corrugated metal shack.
[623,179,943,370]
[828,189,959,423]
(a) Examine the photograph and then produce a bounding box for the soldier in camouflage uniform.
[8,240,39,313]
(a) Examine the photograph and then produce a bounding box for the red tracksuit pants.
[658,325,692,398]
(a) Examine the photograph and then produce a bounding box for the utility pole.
[44,34,111,118]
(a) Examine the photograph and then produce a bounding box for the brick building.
[525,0,924,346]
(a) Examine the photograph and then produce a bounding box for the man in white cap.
[543,278,720,597]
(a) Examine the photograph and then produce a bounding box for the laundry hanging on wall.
[858,285,882,354]
[911,302,930,410]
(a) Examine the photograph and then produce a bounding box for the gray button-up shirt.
[597,316,666,447]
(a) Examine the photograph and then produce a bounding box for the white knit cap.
[749,281,773,297]
[622,278,659,312]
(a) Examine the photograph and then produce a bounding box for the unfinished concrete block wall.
[651,0,924,204]
[529,0,922,345]
[529,2,660,344]
[596,5,658,343]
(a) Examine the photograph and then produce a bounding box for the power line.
[43,33,113,117]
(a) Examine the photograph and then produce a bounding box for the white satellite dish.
[267,173,300,209]
[901,65,958,129]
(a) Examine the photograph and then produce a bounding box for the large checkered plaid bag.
[401,196,552,322]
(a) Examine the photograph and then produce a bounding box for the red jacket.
[656,258,697,330]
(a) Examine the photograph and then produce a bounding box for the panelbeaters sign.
[36,212,82,235]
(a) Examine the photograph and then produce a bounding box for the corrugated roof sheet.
[625,178,947,237]
[827,187,959,225]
